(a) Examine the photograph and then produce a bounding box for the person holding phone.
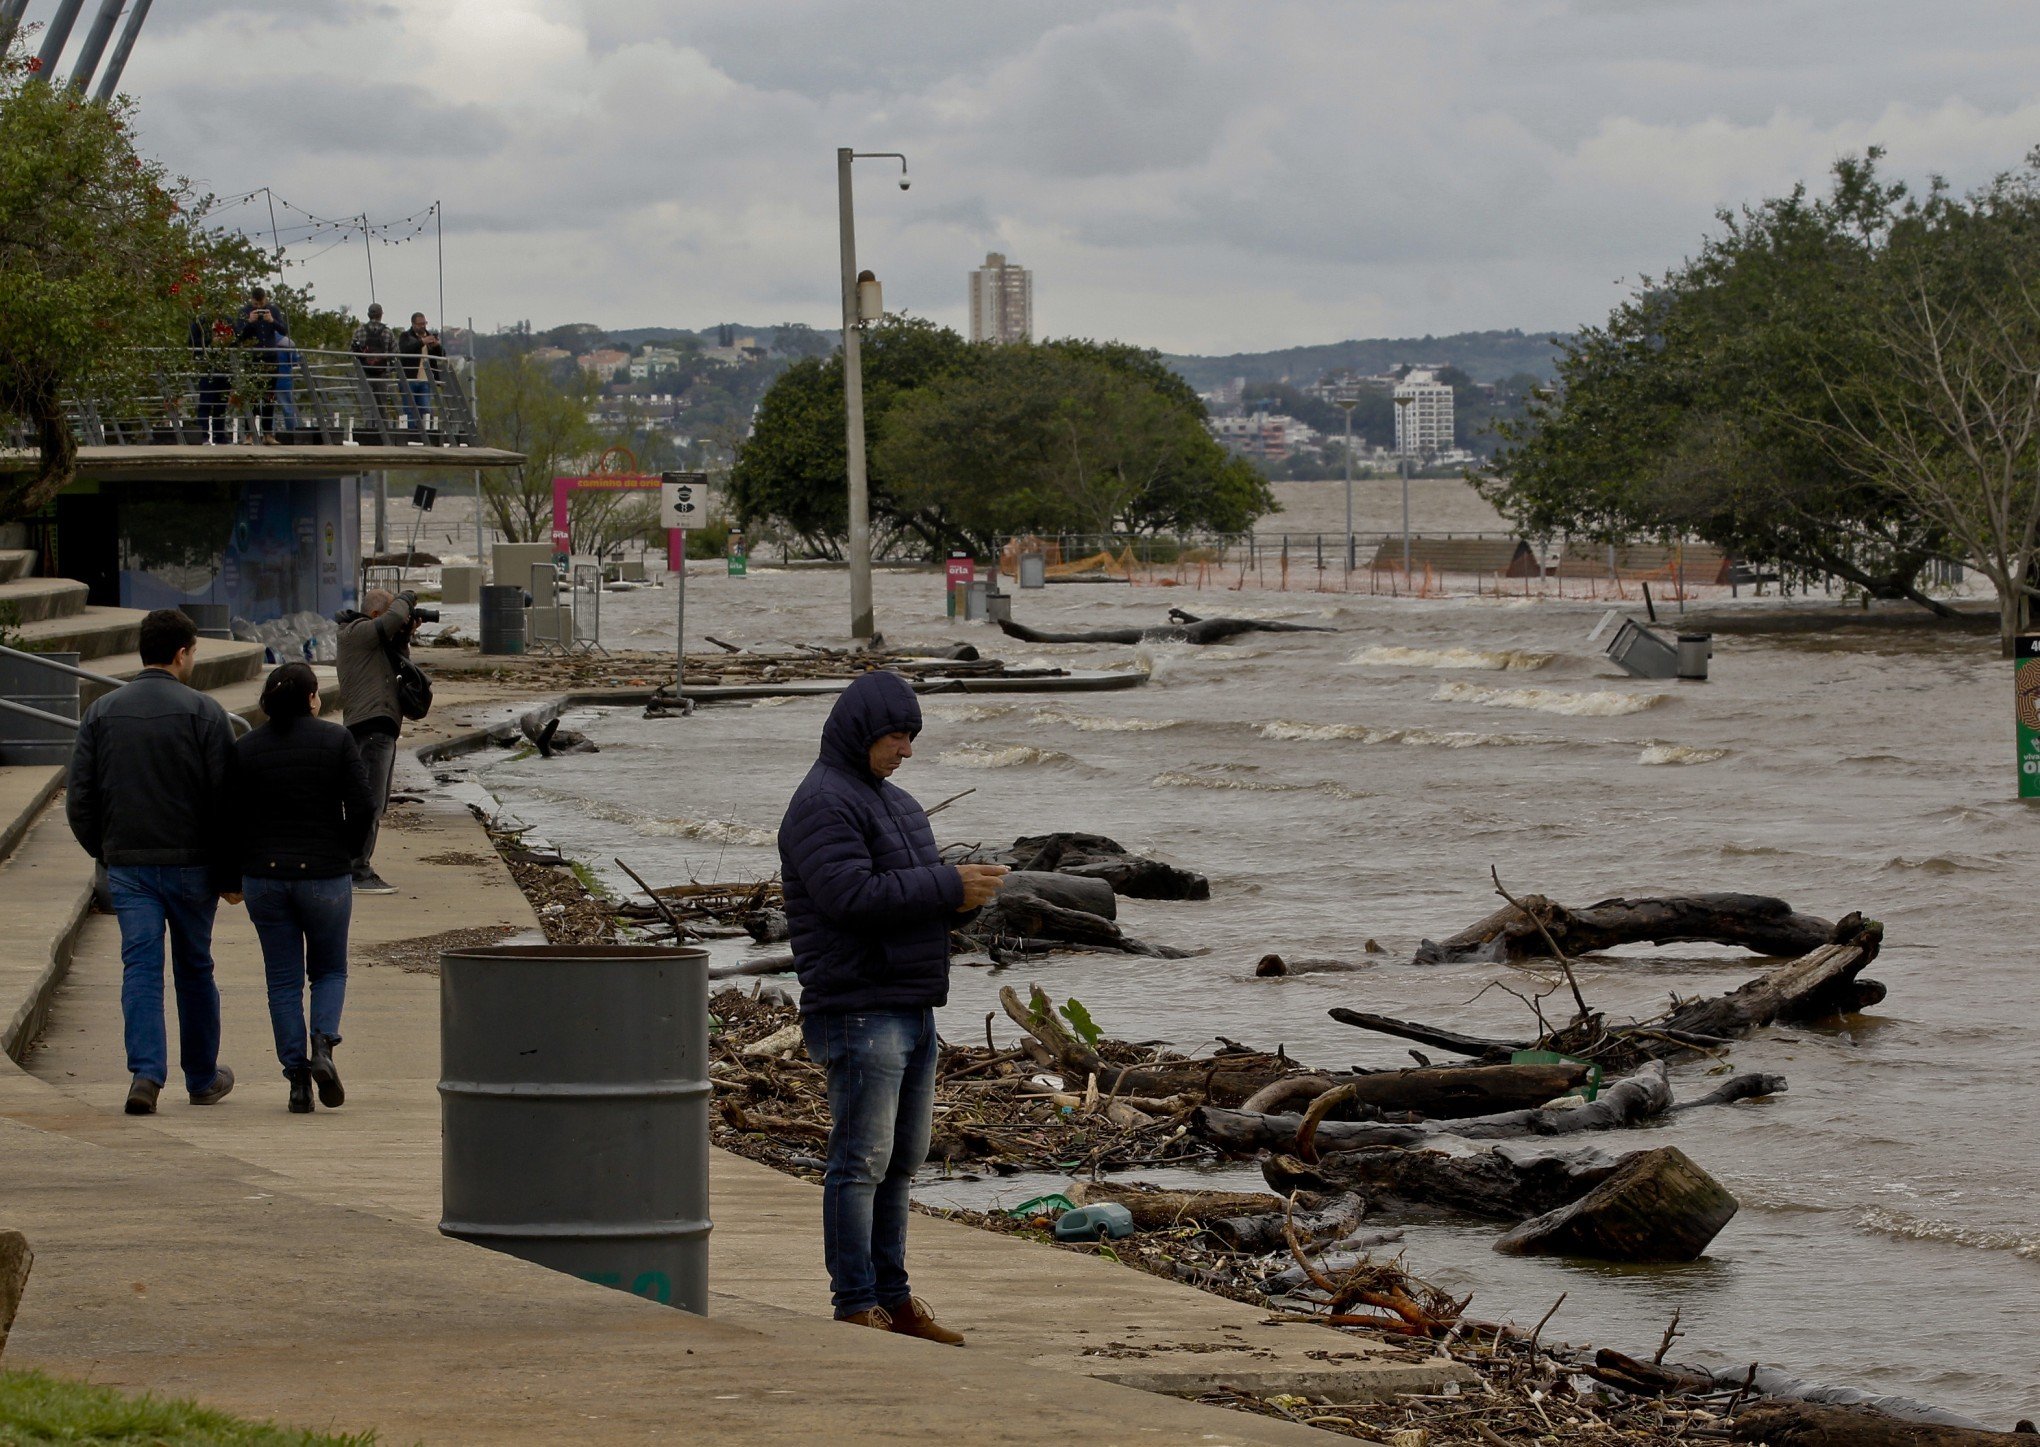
[777,670,1008,1345]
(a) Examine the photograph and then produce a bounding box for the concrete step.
[0,799,97,1064]
[11,607,147,663]
[80,641,267,708]
[0,765,65,870]
[206,664,341,727]
[0,550,35,583]
[0,578,88,626]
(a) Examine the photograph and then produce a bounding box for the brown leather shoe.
[837,1306,893,1330]
[885,1296,965,1346]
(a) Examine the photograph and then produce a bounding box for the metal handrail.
[0,696,78,730]
[0,643,250,734]
[4,346,482,451]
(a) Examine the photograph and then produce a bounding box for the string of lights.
[208,187,447,314]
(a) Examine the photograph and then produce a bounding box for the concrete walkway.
[0,693,1464,1444]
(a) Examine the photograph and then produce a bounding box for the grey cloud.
[157,78,508,160]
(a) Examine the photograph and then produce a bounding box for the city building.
[577,348,630,377]
[1207,411,1318,461]
[1392,368,1454,456]
[969,252,1033,344]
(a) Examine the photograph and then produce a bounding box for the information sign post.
[2018,635,2040,799]
[946,553,974,619]
[660,472,715,699]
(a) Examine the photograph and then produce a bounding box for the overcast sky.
[24,0,2040,353]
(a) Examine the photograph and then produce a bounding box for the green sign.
[2020,636,2040,798]
[727,531,747,578]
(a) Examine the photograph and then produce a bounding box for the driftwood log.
[996,607,1335,647]
[1265,1142,1626,1220]
[1414,892,1840,965]
[1492,1145,1738,1261]
[1335,919,1885,1069]
[518,703,598,757]
[998,984,1292,1106]
[1235,1061,1590,1119]
[994,832,1209,901]
[1061,1179,1368,1252]
[1730,1402,2036,1444]
[1196,1063,1702,1154]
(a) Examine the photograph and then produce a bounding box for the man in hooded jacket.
[778,670,1007,1343]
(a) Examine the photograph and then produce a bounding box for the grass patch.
[0,1369,379,1446]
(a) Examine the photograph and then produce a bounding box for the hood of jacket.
[819,670,922,780]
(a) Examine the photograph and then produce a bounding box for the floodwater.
[461,511,2037,1425]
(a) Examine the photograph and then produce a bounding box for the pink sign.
[946,556,975,589]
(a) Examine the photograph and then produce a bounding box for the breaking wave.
[1150,771,1364,800]
[1637,742,1729,766]
[526,789,779,846]
[1433,681,1665,716]
[1258,719,1555,749]
[1347,645,1556,671]
[1031,707,1182,732]
[921,701,1016,723]
[1857,1207,2040,1260]
[1881,854,2005,875]
[938,742,1079,769]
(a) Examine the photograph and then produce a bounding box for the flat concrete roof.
[0,443,526,479]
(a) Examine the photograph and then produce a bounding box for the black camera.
[411,606,441,623]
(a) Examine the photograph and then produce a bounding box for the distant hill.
[1164,329,1570,389]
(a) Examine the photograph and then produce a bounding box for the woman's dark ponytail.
[259,661,318,721]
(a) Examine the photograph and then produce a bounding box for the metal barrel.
[0,652,80,765]
[477,584,525,655]
[1676,632,1713,682]
[439,944,712,1314]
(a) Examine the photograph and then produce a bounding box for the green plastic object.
[1006,1193,1076,1219]
[1511,1049,1602,1102]
[1053,1202,1136,1242]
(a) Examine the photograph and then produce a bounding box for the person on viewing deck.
[776,670,1008,1344]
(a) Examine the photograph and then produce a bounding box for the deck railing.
[6,348,482,450]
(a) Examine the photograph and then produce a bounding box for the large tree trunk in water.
[1264,1143,1626,1220]
[995,610,1335,646]
[1235,1061,1589,1118]
[1413,892,1841,965]
[1196,1064,1682,1153]
[1493,1145,1738,1261]
[1333,919,1885,1071]
[1731,1402,2036,1444]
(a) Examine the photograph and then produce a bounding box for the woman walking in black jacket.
[234,663,374,1112]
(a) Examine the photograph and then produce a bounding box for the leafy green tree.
[0,41,267,520]
[475,351,601,542]
[1481,151,1951,610]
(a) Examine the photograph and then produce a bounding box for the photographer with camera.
[334,587,435,894]
[236,286,291,441]
[397,312,447,436]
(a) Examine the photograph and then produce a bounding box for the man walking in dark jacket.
[66,609,239,1115]
[777,671,1007,1342]
[333,587,413,894]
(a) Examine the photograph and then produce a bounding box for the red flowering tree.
[0,39,266,520]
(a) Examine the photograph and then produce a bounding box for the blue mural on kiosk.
[118,476,358,633]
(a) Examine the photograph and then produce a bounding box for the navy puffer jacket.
[779,671,962,1015]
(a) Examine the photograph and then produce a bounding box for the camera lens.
[412,606,440,623]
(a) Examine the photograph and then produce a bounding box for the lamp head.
[899,173,912,191]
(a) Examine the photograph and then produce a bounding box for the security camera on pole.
[837,147,910,644]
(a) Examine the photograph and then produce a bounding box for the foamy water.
[468,567,2039,1425]
[1348,644,1556,670]
[1434,680,1667,716]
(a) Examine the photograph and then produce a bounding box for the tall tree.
[475,351,601,542]
[0,41,266,519]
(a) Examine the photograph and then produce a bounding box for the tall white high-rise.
[969,252,1033,344]
[1392,369,1454,455]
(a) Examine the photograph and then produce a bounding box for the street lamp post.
[837,147,908,644]
[1393,392,1415,578]
[1332,387,1360,573]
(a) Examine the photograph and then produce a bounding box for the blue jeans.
[402,378,431,429]
[244,875,351,1075]
[801,1007,938,1317]
[107,865,221,1093]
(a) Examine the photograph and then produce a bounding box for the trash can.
[965,579,989,621]
[1018,552,1047,589]
[985,588,1012,623]
[1606,618,1679,680]
[0,651,79,766]
[1676,632,1713,682]
[439,943,713,1314]
[478,585,525,655]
